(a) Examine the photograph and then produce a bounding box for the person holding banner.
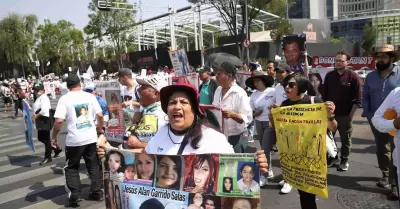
[270,73,337,209]
[117,68,141,124]
[32,84,62,165]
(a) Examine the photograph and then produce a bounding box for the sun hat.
[160,82,204,116]
[245,72,275,90]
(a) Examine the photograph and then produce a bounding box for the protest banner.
[169,49,191,77]
[95,81,125,143]
[312,56,376,70]
[271,103,328,198]
[103,149,260,209]
[22,100,35,152]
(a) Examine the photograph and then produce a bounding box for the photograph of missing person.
[74,103,92,129]
[155,155,184,190]
[309,73,323,98]
[105,150,126,182]
[188,193,204,209]
[203,195,221,209]
[282,34,308,72]
[122,151,136,181]
[106,91,121,105]
[222,177,233,193]
[221,197,260,209]
[183,154,219,195]
[135,153,156,185]
[236,162,260,195]
[108,110,121,127]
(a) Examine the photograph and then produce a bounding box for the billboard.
[290,19,331,43]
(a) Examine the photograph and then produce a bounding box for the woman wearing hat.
[144,82,268,174]
[245,72,275,186]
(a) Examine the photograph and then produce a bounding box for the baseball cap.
[117,68,132,77]
[136,75,167,92]
[66,74,81,88]
[274,63,291,73]
[83,82,95,92]
[199,66,212,74]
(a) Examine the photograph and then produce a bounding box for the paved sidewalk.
[258,109,399,209]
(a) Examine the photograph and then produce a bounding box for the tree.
[84,0,136,69]
[36,19,83,74]
[362,24,376,55]
[330,37,344,44]
[267,0,294,53]
[188,0,272,60]
[0,13,38,77]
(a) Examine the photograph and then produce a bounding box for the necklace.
[168,126,183,145]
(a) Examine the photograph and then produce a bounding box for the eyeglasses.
[335,60,346,63]
[282,82,297,88]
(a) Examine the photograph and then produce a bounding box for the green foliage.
[330,37,343,44]
[84,0,136,67]
[362,24,377,54]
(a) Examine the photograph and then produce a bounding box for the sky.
[0,0,190,29]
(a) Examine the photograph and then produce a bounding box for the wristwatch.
[328,114,335,121]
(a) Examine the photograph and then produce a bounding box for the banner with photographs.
[311,56,376,70]
[308,67,334,98]
[169,49,191,77]
[282,34,307,73]
[271,103,328,198]
[103,149,261,209]
[94,81,125,143]
[22,100,35,152]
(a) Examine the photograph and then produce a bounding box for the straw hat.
[372,44,400,62]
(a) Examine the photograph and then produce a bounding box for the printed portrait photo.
[155,155,184,190]
[105,150,126,182]
[183,154,219,195]
[105,90,121,105]
[134,153,156,186]
[236,162,260,195]
[221,197,260,209]
[222,177,233,193]
[128,195,187,209]
[107,110,121,127]
[308,73,324,98]
[282,34,308,72]
[202,195,221,209]
[73,103,92,129]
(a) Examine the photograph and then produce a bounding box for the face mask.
[376,61,391,71]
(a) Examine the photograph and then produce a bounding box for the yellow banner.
[271,103,328,198]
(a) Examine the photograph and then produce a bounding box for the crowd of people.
[1,44,400,209]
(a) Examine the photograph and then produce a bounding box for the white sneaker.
[280,183,293,194]
[248,136,254,143]
[260,176,267,187]
[278,180,285,187]
[268,170,274,179]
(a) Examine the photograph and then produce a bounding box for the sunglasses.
[282,82,297,88]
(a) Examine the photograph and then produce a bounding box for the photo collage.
[103,149,261,209]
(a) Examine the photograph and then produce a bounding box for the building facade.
[289,0,338,19]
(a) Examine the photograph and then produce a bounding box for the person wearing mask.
[245,72,275,186]
[199,67,218,105]
[52,74,104,207]
[212,61,253,153]
[362,44,400,198]
[371,87,400,204]
[270,73,337,209]
[322,51,362,172]
[32,84,62,165]
[84,83,109,122]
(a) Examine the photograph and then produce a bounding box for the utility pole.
[244,0,250,62]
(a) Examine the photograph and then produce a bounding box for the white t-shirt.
[145,125,234,155]
[121,84,140,112]
[54,91,102,147]
[274,83,287,105]
[33,94,51,117]
[59,82,69,95]
[250,87,275,121]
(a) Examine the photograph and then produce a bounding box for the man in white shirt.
[371,87,400,202]
[52,74,104,207]
[117,68,141,125]
[212,62,253,153]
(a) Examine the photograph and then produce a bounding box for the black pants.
[298,190,317,209]
[14,99,23,117]
[64,143,102,201]
[37,130,60,159]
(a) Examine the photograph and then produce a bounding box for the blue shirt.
[362,65,400,119]
[96,95,109,116]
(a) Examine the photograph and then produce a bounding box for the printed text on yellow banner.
[272,103,328,198]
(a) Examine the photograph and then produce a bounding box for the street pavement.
[0,97,398,209]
